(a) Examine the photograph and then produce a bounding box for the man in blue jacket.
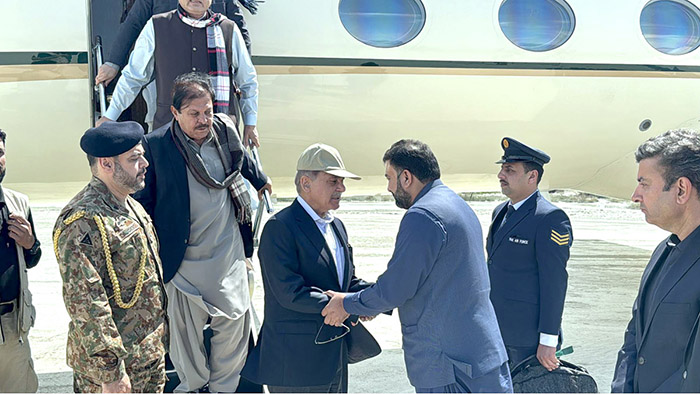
[323,139,511,393]
[486,137,572,371]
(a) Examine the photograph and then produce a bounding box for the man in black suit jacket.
[612,129,700,393]
[241,143,375,393]
[134,73,270,392]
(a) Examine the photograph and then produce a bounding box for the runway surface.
[25,197,666,392]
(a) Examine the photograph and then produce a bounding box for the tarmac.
[23,196,666,393]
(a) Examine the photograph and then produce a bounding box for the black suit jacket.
[133,123,267,283]
[681,312,700,392]
[612,225,700,393]
[241,200,373,386]
[106,0,250,69]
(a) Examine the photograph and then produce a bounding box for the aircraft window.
[338,0,426,48]
[498,0,576,52]
[640,0,700,55]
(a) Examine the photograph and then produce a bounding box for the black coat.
[681,313,700,392]
[241,200,373,386]
[106,0,250,68]
[133,123,267,283]
[612,225,700,393]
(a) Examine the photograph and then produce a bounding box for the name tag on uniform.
[118,222,141,240]
[508,236,529,245]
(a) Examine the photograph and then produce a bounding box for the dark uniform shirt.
[0,186,41,303]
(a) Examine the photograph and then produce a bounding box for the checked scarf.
[171,114,252,224]
[177,5,230,114]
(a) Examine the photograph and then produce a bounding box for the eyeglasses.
[314,323,350,345]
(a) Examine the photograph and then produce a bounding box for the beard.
[0,166,5,184]
[114,161,145,193]
[392,182,413,209]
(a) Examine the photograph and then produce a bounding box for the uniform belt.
[0,301,15,315]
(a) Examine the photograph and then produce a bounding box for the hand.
[95,63,118,87]
[243,125,259,148]
[321,290,349,327]
[352,315,376,326]
[257,180,272,202]
[95,116,114,127]
[101,373,131,393]
[8,213,35,250]
[536,344,559,371]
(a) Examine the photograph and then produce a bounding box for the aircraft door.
[87,0,149,129]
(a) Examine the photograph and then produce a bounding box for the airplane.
[2,0,700,200]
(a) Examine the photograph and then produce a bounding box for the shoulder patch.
[550,229,570,246]
[79,233,93,246]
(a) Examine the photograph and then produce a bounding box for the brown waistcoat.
[152,10,236,129]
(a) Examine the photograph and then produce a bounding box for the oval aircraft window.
[498,0,576,52]
[641,0,700,55]
[338,0,426,48]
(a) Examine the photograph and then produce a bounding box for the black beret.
[80,121,144,157]
[496,137,551,166]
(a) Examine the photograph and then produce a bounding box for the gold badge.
[503,139,509,148]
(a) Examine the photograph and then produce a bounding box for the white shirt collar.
[510,190,538,211]
[296,196,334,225]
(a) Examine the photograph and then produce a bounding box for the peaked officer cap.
[496,137,551,166]
[80,121,144,157]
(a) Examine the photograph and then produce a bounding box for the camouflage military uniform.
[53,177,167,393]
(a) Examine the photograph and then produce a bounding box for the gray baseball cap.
[296,143,361,180]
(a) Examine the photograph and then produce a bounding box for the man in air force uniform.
[53,122,167,393]
[486,137,572,371]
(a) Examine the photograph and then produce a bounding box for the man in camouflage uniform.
[53,121,167,393]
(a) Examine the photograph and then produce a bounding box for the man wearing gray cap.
[53,121,167,393]
[241,143,376,393]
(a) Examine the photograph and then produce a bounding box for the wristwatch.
[27,239,40,255]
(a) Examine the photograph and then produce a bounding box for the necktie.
[498,205,515,232]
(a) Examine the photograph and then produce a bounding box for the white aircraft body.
[2,0,700,199]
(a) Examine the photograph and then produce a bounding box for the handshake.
[320,290,376,327]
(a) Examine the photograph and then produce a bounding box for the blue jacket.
[612,225,700,393]
[133,122,267,283]
[486,192,571,349]
[241,199,373,386]
[344,180,508,390]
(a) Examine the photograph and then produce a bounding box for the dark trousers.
[506,345,538,369]
[416,362,512,393]
[267,340,348,394]
[267,362,347,393]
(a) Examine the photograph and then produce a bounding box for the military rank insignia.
[79,233,92,246]
[550,229,570,246]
